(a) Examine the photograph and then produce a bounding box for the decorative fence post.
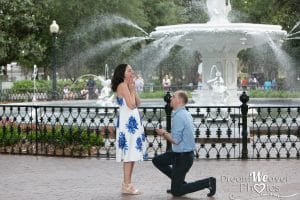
[34,105,38,155]
[164,91,172,151]
[239,91,249,159]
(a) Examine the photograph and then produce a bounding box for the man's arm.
[155,128,176,144]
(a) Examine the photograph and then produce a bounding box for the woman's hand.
[128,82,136,93]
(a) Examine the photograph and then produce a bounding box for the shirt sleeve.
[171,114,185,144]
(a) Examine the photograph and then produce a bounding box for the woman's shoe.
[122,183,141,195]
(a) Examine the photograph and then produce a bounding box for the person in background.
[241,77,248,90]
[253,76,258,89]
[111,63,146,195]
[152,90,216,197]
[63,85,71,100]
[80,87,89,100]
[271,78,277,90]
[162,74,171,91]
[87,77,96,99]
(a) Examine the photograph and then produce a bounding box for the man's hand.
[155,128,166,136]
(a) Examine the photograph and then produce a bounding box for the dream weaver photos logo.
[221,171,298,200]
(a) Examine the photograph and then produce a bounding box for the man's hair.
[177,90,188,104]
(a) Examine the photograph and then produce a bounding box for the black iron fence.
[248,106,300,159]
[0,92,299,159]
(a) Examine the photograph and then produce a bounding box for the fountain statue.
[206,65,229,104]
[95,64,115,106]
[206,0,231,24]
[149,0,287,105]
[96,77,114,106]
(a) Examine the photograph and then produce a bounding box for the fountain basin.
[150,23,287,50]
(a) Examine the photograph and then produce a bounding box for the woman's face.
[124,65,135,83]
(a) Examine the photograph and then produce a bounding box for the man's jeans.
[152,151,210,196]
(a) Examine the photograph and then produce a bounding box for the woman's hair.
[111,63,128,92]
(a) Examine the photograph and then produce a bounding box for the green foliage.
[143,0,187,29]
[0,0,50,68]
[249,90,300,98]
[139,90,165,99]
[231,0,299,37]
[11,80,50,92]
[0,124,104,151]
[10,79,87,93]
[0,125,22,146]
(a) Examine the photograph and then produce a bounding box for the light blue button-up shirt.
[171,106,195,152]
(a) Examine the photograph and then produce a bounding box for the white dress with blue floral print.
[115,96,145,162]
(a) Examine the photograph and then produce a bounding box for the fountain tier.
[150,23,287,105]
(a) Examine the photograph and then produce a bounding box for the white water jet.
[206,0,231,24]
[129,35,184,76]
[267,37,295,81]
[73,15,148,39]
[66,36,146,70]
[288,21,300,34]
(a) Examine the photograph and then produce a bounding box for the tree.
[142,0,188,31]
[0,0,50,69]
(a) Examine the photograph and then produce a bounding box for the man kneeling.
[152,90,216,197]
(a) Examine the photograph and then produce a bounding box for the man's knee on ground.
[152,157,158,166]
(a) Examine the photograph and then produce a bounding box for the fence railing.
[0,92,299,159]
[248,106,300,159]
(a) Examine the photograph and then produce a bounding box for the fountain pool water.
[149,0,287,106]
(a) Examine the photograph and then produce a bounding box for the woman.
[111,64,145,195]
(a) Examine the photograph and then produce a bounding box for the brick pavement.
[0,155,299,200]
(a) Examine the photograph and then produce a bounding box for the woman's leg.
[123,162,134,184]
[122,162,140,194]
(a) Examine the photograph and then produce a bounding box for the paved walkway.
[0,155,299,200]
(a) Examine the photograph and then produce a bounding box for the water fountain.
[149,0,287,105]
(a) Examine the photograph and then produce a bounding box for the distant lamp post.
[0,66,3,96]
[50,20,59,100]
[32,64,38,102]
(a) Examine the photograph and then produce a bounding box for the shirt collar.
[172,106,185,117]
